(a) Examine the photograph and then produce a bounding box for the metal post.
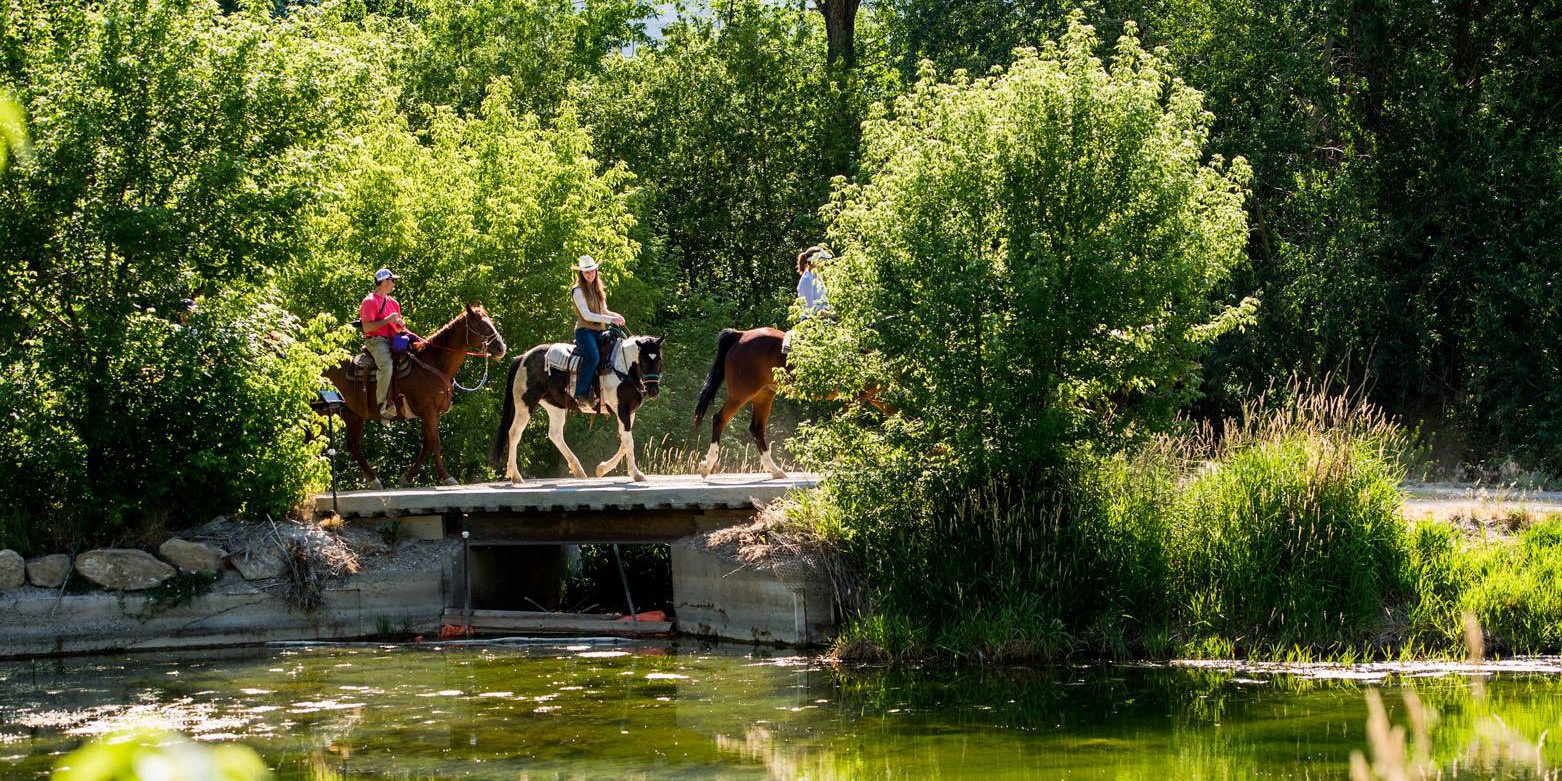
[462,528,472,637]
[612,543,638,634]
[327,412,339,517]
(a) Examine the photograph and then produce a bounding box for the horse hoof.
[632,472,648,483]
[770,470,787,480]
[595,464,612,478]
[443,477,459,486]
[367,479,384,491]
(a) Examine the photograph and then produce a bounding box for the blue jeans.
[574,328,600,397]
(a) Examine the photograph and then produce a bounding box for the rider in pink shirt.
[360,268,406,419]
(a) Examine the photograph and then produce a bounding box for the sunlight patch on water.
[288,700,365,713]
[747,657,816,668]
[578,650,631,659]
[644,673,688,680]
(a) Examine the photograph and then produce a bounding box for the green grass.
[803,391,1562,663]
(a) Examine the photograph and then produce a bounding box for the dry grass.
[1351,612,1558,781]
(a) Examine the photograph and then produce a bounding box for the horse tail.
[693,328,742,428]
[488,354,526,468]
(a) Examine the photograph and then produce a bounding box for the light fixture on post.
[310,388,347,518]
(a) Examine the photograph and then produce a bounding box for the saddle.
[345,349,413,384]
[546,331,626,403]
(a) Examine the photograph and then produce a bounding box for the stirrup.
[379,404,397,420]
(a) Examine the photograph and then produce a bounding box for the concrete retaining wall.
[671,544,834,646]
[0,552,456,659]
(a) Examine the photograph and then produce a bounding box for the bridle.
[618,333,662,396]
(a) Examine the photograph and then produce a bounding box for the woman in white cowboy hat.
[570,255,625,405]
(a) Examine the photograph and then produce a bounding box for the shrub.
[0,288,343,552]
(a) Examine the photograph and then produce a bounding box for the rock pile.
[0,517,385,594]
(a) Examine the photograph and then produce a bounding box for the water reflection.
[1,644,1559,779]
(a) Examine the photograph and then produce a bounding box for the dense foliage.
[784,17,1252,655]
[0,0,378,548]
[580,2,841,322]
[791,18,1250,471]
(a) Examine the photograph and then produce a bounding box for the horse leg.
[698,395,748,479]
[504,402,533,484]
[596,401,642,481]
[345,414,381,491]
[620,409,646,482]
[545,404,588,479]
[429,414,457,486]
[400,415,437,487]
[749,389,785,479]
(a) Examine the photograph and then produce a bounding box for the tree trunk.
[815,0,860,70]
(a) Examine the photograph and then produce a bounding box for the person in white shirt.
[796,245,831,319]
[570,255,625,405]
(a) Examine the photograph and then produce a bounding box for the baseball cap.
[374,268,399,283]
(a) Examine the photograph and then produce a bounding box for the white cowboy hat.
[573,255,599,272]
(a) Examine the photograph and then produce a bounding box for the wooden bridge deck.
[316,473,821,544]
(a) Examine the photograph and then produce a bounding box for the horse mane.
[415,305,487,352]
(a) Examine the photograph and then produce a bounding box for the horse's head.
[464,304,506,361]
[635,336,665,398]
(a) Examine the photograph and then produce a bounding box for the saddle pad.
[545,340,627,376]
[346,352,412,384]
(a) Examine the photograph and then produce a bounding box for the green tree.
[579,1,844,322]
[280,82,648,481]
[398,0,650,120]
[0,0,384,545]
[784,17,1250,652]
[793,16,1251,475]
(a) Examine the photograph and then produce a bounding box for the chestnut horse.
[323,305,505,489]
[692,328,789,479]
[693,327,889,480]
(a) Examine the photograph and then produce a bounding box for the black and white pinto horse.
[490,335,665,483]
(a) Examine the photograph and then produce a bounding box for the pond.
[2,641,1559,779]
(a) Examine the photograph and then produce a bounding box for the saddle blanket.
[545,339,629,377]
[346,351,413,383]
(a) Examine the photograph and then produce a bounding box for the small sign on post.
[311,389,347,517]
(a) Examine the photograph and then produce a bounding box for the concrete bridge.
[316,473,820,543]
[316,473,833,645]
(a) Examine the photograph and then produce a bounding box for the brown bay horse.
[323,305,505,489]
[693,326,891,480]
[692,327,789,479]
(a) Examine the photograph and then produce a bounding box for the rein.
[407,316,499,392]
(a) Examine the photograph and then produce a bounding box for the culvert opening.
[458,543,673,620]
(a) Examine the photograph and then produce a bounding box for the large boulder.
[75,549,175,591]
[0,549,23,588]
[230,547,288,580]
[158,538,226,575]
[26,554,72,588]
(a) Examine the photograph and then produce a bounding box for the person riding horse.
[796,245,832,320]
[360,267,411,419]
[570,255,626,409]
